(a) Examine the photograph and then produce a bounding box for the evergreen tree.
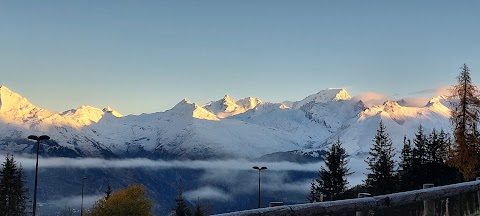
[193,200,204,216]
[365,121,397,195]
[307,181,320,203]
[413,124,427,165]
[309,138,351,201]
[175,192,192,216]
[0,154,29,216]
[424,129,460,186]
[438,129,451,163]
[411,125,428,186]
[398,136,415,191]
[425,128,450,164]
[449,64,480,180]
[104,185,112,201]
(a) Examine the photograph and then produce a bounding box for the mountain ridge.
[0,85,452,159]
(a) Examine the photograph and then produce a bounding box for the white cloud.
[408,86,451,97]
[184,186,232,202]
[1,154,373,205]
[45,194,103,209]
[352,92,390,107]
[398,97,430,107]
[2,154,325,172]
[263,179,311,193]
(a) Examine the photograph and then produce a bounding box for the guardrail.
[213,180,480,216]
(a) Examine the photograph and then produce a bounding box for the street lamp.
[27,135,50,216]
[81,177,87,216]
[253,166,267,208]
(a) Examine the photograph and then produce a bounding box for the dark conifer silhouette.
[365,121,396,195]
[309,138,351,201]
[0,154,29,216]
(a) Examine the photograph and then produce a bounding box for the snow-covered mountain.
[202,95,263,118]
[0,85,453,159]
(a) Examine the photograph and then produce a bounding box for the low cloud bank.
[184,186,232,202]
[1,154,325,172]
[46,194,103,209]
[2,154,371,206]
[1,153,369,187]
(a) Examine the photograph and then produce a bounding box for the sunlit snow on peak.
[203,95,263,118]
[289,88,352,109]
[102,106,123,117]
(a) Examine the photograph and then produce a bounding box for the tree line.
[309,64,480,200]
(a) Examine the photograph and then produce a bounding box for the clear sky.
[1,1,479,115]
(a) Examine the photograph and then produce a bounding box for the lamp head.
[39,135,50,141]
[253,166,259,170]
[28,135,39,141]
[28,135,50,141]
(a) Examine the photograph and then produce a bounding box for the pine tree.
[410,125,428,186]
[307,181,320,203]
[309,138,351,201]
[438,129,450,163]
[105,185,112,201]
[175,193,192,216]
[424,128,459,186]
[0,155,29,216]
[193,200,204,216]
[426,128,450,164]
[413,124,427,165]
[365,121,397,195]
[398,136,415,191]
[448,64,480,180]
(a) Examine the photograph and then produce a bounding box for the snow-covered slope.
[0,85,453,159]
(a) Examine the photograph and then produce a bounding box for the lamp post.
[253,166,267,208]
[27,135,50,216]
[81,177,87,216]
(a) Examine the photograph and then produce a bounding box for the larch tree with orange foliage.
[87,184,153,216]
[448,64,480,180]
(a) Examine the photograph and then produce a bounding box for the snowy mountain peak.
[202,95,264,118]
[180,98,193,105]
[61,106,105,124]
[425,96,451,117]
[383,100,400,107]
[291,88,352,109]
[382,100,402,112]
[237,97,263,110]
[102,106,123,117]
[0,85,36,112]
[326,88,352,101]
[173,98,195,110]
[427,95,448,106]
[171,99,219,121]
[222,95,235,102]
[203,96,238,118]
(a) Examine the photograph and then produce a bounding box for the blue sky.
[1,1,479,115]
